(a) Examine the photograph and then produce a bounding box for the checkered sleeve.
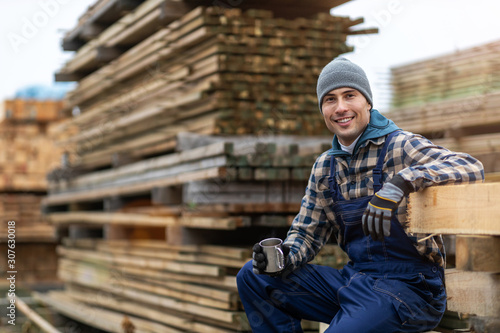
[395,132,485,191]
[284,153,335,270]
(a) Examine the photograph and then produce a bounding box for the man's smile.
[335,116,354,123]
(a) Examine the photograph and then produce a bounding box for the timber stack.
[387,41,500,332]
[0,99,64,286]
[387,39,500,181]
[38,0,369,332]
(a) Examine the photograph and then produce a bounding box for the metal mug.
[259,238,285,273]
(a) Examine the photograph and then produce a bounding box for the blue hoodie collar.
[328,109,400,157]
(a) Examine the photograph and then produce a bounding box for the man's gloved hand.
[252,242,290,276]
[362,179,407,241]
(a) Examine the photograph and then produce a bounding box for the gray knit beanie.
[316,57,373,113]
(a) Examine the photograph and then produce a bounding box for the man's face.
[321,87,371,146]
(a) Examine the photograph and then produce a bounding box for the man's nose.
[335,98,348,113]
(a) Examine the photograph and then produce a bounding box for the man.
[237,57,484,332]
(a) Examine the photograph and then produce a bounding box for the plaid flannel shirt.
[284,130,484,269]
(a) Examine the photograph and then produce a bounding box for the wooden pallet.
[408,183,500,329]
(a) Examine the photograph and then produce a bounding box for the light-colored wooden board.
[408,183,500,235]
[47,211,177,226]
[33,291,183,333]
[456,235,500,272]
[57,246,223,277]
[445,269,500,317]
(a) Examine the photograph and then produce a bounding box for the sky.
[1,0,500,112]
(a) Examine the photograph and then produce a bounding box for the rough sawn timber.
[407,183,500,235]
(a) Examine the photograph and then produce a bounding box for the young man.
[237,57,484,332]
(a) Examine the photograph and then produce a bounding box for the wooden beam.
[408,183,500,235]
[65,288,194,331]
[15,297,62,333]
[445,269,500,317]
[47,212,177,226]
[80,23,105,40]
[456,236,500,272]
[96,46,123,62]
[33,291,182,333]
[61,38,85,51]
[54,72,86,82]
[57,246,223,277]
[43,166,230,205]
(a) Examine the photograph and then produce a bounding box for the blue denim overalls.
[237,131,447,332]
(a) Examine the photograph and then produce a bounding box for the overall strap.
[328,155,343,201]
[372,130,400,193]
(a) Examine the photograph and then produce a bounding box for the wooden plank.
[445,269,500,317]
[43,166,230,205]
[118,263,237,290]
[96,242,248,268]
[59,260,237,311]
[65,286,236,333]
[456,236,500,272]
[47,212,177,226]
[33,291,183,333]
[140,277,237,304]
[57,246,223,277]
[15,296,62,333]
[65,287,191,330]
[117,279,235,310]
[407,183,500,235]
[58,260,246,328]
[59,0,168,75]
[101,239,251,260]
[66,141,233,188]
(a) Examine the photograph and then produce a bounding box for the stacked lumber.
[42,136,337,330]
[386,40,500,178]
[2,99,65,122]
[0,122,62,192]
[390,40,500,108]
[0,243,58,284]
[60,0,149,52]
[52,3,373,170]
[389,42,500,331]
[0,100,66,286]
[34,238,341,332]
[37,0,377,331]
[0,100,64,232]
[47,238,251,332]
[0,194,53,242]
[408,183,500,332]
[45,135,330,206]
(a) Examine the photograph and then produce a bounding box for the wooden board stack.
[388,42,500,332]
[408,183,500,332]
[52,1,374,171]
[35,0,376,331]
[2,99,65,122]
[0,123,61,192]
[34,238,343,332]
[386,40,500,181]
[0,100,66,286]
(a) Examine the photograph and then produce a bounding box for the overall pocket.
[373,275,446,328]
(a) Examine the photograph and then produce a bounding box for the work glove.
[252,242,290,277]
[362,175,412,241]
